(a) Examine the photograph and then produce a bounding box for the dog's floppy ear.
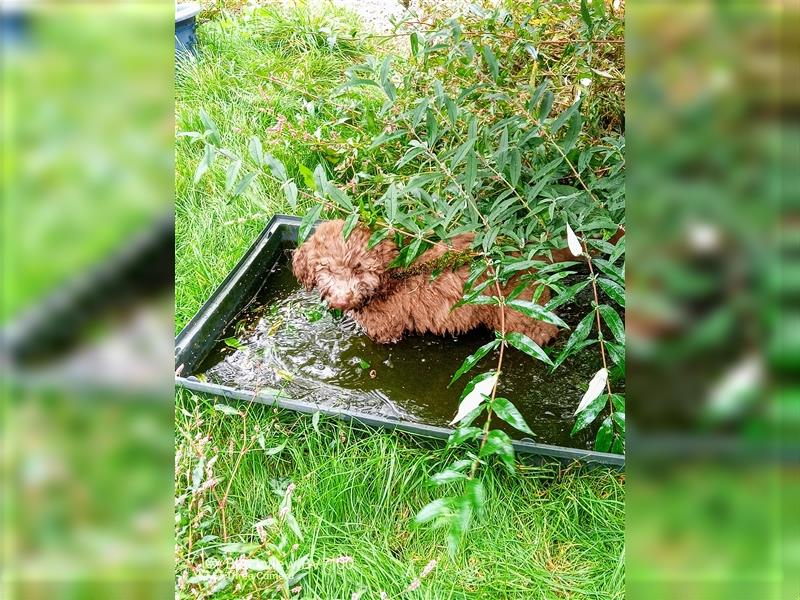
[291,241,315,290]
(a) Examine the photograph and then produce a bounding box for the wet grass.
[175,3,624,598]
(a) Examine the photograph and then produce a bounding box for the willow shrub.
[188,1,625,552]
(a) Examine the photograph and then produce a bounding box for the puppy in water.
[291,219,561,344]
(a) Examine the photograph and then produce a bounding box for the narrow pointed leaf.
[598,304,625,343]
[449,340,500,386]
[575,367,608,415]
[492,397,535,435]
[232,172,257,196]
[342,212,359,240]
[507,299,568,328]
[594,416,613,451]
[298,204,322,244]
[248,136,264,166]
[506,332,554,366]
[450,372,497,425]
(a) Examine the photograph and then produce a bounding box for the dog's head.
[292,220,398,311]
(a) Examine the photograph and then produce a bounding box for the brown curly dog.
[291,219,562,344]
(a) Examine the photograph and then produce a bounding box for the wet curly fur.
[292,220,560,345]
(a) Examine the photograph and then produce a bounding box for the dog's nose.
[327,292,354,310]
[326,297,348,310]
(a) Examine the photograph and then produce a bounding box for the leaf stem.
[469,274,507,480]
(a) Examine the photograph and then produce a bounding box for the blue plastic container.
[175,3,202,56]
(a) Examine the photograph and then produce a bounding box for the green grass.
[175,4,382,330]
[175,4,624,598]
[176,392,624,599]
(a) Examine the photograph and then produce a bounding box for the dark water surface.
[198,253,604,449]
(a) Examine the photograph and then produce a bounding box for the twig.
[219,402,254,542]
[469,275,507,480]
[583,242,614,400]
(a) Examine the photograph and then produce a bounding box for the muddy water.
[198,252,605,448]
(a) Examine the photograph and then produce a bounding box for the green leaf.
[610,235,625,264]
[283,181,298,209]
[357,358,370,369]
[449,339,500,386]
[580,0,594,35]
[480,430,515,473]
[452,372,497,426]
[426,109,438,143]
[445,96,458,125]
[465,479,486,516]
[392,237,428,268]
[431,470,468,485]
[342,212,359,240]
[598,304,625,343]
[298,164,315,189]
[312,411,321,433]
[410,31,419,57]
[367,228,390,249]
[507,299,568,328]
[606,342,625,370]
[493,397,535,436]
[528,79,549,114]
[214,403,240,416]
[506,332,554,366]
[379,56,394,96]
[232,172,257,196]
[219,542,260,554]
[415,498,451,524]
[298,204,322,244]
[396,145,427,169]
[594,416,613,451]
[224,337,243,349]
[382,183,398,222]
[597,277,625,306]
[538,90,554,120]
[545,280,590,311]
[264,154,288,181]
[611,435,624,455]
[194,144,215,184]
[264,441,287,456]
[225,159,242,193]
[481,44,499,81]
[612,411,625,434]
[411,98,429,128]
[199,108,220,145]
[508,149,522,187]
[369,130,406,149]
[450,138,475,170]
[560,111,582,152]
[326,182,354,211]
[611,393,625,412]
[248,136,264,166]
[312,164,328,193]
[446,426,483,447]
[594,259,624,284]
[571,392,606,435]
[464,149,478,194]
[551,100,582,135]
[552,311,595,369]
[463,294,500,306]
[340,77,379,90]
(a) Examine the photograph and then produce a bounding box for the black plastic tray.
[175,215,624,469]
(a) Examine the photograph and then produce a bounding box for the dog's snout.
[326,290,356,310]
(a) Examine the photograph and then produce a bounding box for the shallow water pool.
[198,252,606,449]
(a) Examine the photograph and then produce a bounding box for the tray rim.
[174,214,625,469]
